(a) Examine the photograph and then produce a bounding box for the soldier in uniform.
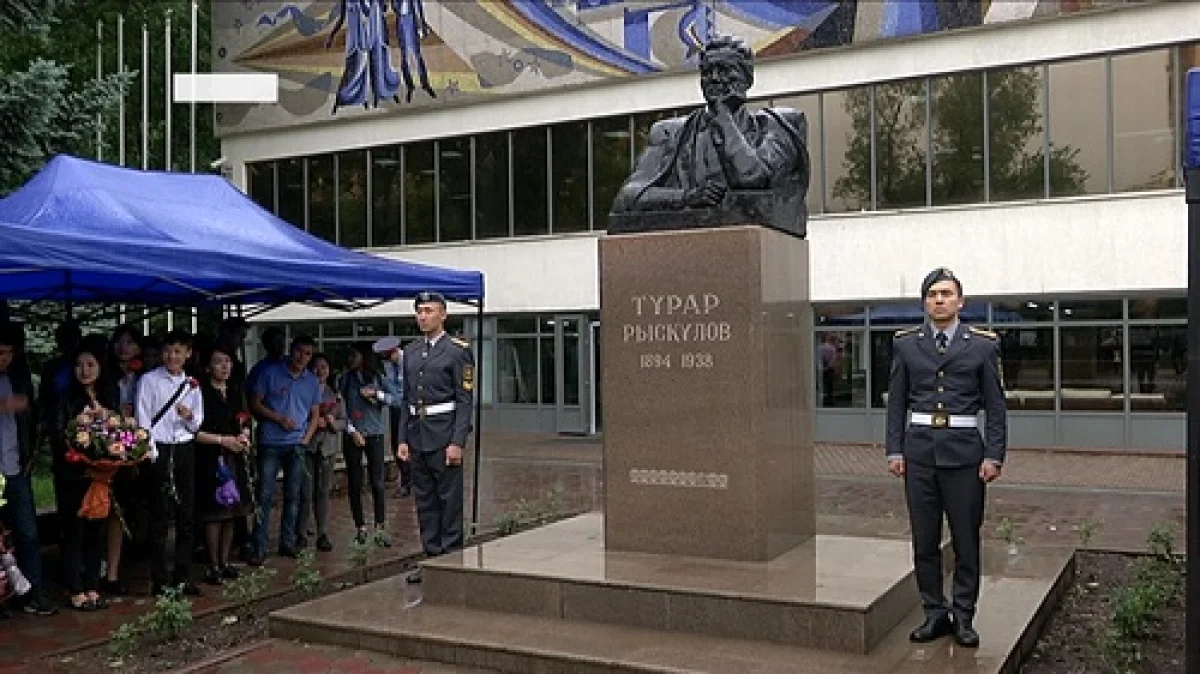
[885,267,1007,648]
[395,291,475,583]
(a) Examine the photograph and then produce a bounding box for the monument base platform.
[270,514,1075,673]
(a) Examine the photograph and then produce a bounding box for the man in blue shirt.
[248,335,321,565]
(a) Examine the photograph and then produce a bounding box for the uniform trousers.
[411,446,463,556]
[904,460,985,621]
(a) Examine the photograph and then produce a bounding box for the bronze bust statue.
[608,36,810,239]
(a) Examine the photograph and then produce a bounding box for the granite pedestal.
[600,225,814,561]
[268,224,1074,673]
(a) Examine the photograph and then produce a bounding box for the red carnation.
[129,358,144,373]
[352,410,364,421]
[236,412,252,426]
[188,377,200,389]
[65,450,87,464]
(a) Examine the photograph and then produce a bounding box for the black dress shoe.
[406,567,423,584]
[178,582,203,597]
[245,551,265,567]
[909,614,953,642]
[278,545,299,559]
[100,579,128,596]
[953,619,980,647]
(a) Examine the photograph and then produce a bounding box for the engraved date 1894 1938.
[639,352,714,369]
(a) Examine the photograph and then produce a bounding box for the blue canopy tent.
[0,154,491,528]
[0,155,483,306]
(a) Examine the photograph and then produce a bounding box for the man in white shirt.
[136,330,205,597]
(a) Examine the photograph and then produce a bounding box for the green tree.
[835,70,1087,208]
[0,0,220,196]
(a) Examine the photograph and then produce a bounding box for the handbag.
[214,456,241,508]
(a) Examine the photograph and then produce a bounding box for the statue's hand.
[684,181,727,208]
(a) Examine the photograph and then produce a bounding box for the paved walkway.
[1,432,1186,673]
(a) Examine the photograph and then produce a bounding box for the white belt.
[411,402,456,416]
[909,412,977,429]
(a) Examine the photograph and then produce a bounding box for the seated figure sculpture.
[609,36,811,238]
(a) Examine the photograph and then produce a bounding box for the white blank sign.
[173,74,278,103]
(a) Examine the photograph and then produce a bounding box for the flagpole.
[190,1,197,173]
[165,10,173,171]
[118,15,125,167]
[96,20,103,161]
[142,24,149,170]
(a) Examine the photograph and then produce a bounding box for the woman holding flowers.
[194,346,253,585]
[54,335,119,611]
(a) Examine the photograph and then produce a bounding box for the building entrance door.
[554,314,587,434]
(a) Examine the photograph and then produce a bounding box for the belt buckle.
[931,412,949,428]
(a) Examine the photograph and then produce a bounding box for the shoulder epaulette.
[893,326,920,338]
[450,337,470,349]
[968,326,998,340]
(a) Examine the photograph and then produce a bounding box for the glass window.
[355,320,390,337]
[551,121,589,233]
[995,327,1055,410]
[337,151,368,248]
[561,318,581,406]
[1060,326,1124,411]
[592,115,632,228]
[1112,49,1176,192]
[196,308,224,338]
[1048,58,1106,196]
[475,132,510,239]
[816,330,866,408]
[371,147,402,247]
[497,316,538,334]
[321,321,353,338]
[540,335,555,404]
[815,304,865,326]
[496,337,537,403]
[931,73,984,205]
[991,299,1055,323]
[872,80,928,209]
[770,94,822,213]
[277,158,305,229]
[870,330,894,408]
[1130,296,1187,320]
[1129,325,1185,411]
[824,87,869,212]
[307,155,336,242]
[438,137,472,242]
[1059,299,1122,321]
[988,66,1048,202]
[248,162,275,213]
[404,142,436,245]
[512,127,549,236]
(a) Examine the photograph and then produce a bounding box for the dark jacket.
[3,367,37,473]
[885,323,1007,468]
[397,335,474,453]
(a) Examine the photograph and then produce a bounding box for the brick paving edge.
[825,441,1185,459]
[167,639,273,674]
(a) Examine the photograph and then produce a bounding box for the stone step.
[270,543,1074,674]
[419,513,924,653]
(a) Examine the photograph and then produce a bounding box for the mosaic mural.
[213,0,1143,134]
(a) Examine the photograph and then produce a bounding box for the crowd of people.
[0,290,473,617]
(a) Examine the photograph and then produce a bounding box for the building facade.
[217,0,1195,450]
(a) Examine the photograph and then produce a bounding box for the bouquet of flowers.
[65,405,154,519]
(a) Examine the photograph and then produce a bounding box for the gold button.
[937,371,945,378]
[937,402,945,410]
[937,386,944,393]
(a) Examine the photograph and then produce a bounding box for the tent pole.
[470,299,484,536]
[64,270,74,319]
